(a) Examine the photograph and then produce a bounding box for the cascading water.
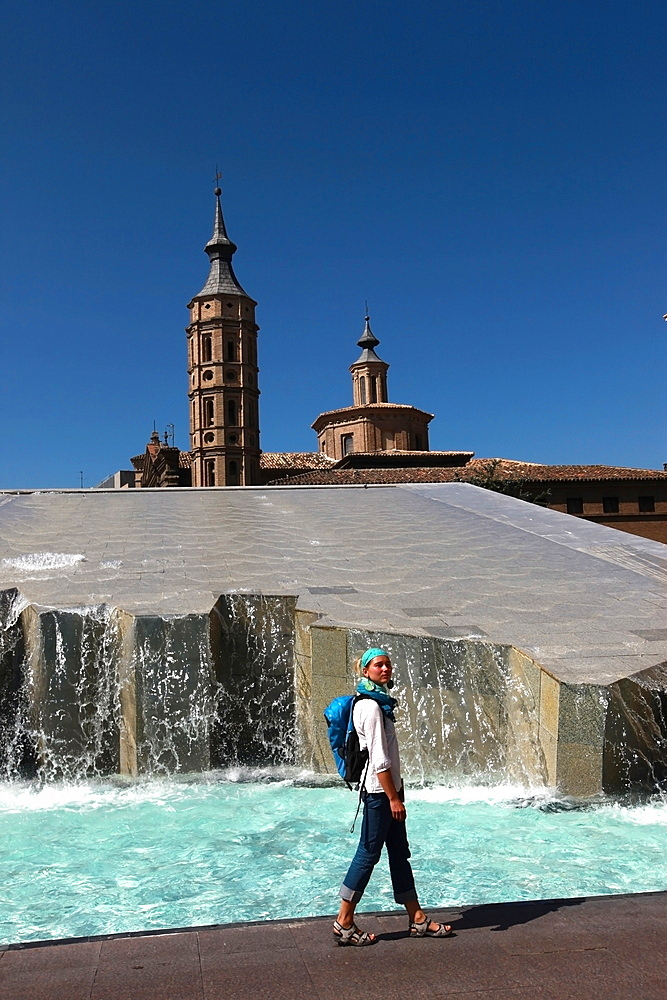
[0,588,31,778]
[0,591,299,781]
[129,613,214,775]
[2,584,667,795]
[1,602,122,781]
[210,594,297,768]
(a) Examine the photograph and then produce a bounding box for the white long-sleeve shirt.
[352,697,401,794]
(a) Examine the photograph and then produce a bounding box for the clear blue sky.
[1,0,665,489]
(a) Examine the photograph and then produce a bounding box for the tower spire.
[350,312,389,405]
[194,186,247,297]
[355,312,383,362]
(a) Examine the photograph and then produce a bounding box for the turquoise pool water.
[3,771,667,946]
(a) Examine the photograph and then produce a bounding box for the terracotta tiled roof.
[472,459,667,483]
[178,451,192,469]
[260,452,335,470]
[268,467,468,486]
[269,458,667,487]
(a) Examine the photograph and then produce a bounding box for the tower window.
[342,434,353,456]
[202,335,212,362]
[227,399,238,426]
[203,370,213,381]
[566,498,583,515]
[226,341,237,361]
[370,378,378,403]
[204,432,214,444]
[204,459,215,486]
[603,497,619,514]
[203,397,214,427]
[639,496,655,512]
[226,370,237,381]
[228,460,239,486]
[359,377,366,404]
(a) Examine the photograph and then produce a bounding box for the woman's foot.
[332,919,377,946]
[409,913,453,937]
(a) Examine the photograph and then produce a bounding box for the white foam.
[409,782,555,807]
[1,552,86,573]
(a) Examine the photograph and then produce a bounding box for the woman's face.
[363,655,392,686]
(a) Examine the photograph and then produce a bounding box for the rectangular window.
[566,498,583,515]
[638,496,655,512]
[602,497,619,514]
[342,434,353,456]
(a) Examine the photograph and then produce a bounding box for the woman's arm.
[376,768,406,821]
[356,700,406,821]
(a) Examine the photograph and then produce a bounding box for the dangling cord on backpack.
[350,758,370,833]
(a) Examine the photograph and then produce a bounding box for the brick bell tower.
[187,185,260,486]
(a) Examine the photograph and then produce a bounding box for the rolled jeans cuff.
[339,882,364,904]
[394,887,418,904]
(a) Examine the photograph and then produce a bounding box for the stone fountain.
[1,483,666,796]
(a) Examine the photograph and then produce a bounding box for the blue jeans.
[340,792,418,905]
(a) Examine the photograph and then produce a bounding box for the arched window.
[227,399,237,426]
[203,398,214,427]
[226,340,236,362]
[342,434,353,456]
[202,335,212,362]
[371,377,378,403]
[359,377,366,404]
[204,459,215,486]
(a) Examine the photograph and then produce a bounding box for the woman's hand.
[388,794,406,822]
[377,770,407,821]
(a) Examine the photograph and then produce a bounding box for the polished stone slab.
[0,483,666,686]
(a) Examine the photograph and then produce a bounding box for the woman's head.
[358,647,392,686]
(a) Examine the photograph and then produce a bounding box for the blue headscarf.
[360,647,388,669]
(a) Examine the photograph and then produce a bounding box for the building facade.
[186,188,261,486]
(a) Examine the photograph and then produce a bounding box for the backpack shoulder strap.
[348,693,386,731]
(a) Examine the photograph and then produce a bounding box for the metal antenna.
[79,471,84,489]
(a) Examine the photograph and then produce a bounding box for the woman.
[333,647,452,946]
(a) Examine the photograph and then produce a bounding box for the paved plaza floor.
[2,891,666,1000]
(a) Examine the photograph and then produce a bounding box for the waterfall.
[0,600,121,780]
[210,594,297,768]
[2,585,667,796]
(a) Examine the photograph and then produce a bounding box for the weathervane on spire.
[214,166,222,197]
